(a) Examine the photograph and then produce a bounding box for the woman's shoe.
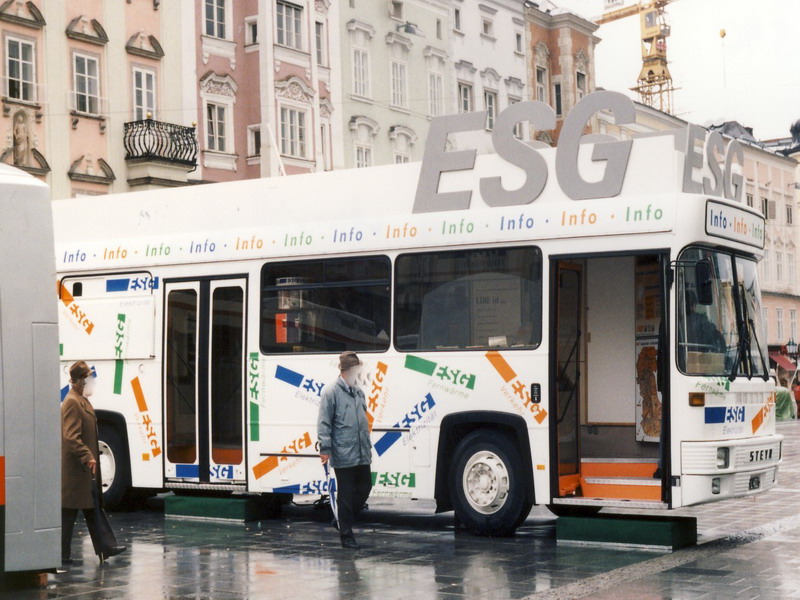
[99,545,127,562]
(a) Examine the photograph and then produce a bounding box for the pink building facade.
[191,0,337,183]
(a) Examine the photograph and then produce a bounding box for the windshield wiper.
[748,316,769,381]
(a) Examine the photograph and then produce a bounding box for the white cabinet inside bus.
[58,275,156,360]
[586,256,637,424]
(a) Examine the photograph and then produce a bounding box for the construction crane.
[596,0,676,115]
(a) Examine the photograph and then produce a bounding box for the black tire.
[450,430,532,537]
[546,504,602,518]
[97,423,131,510]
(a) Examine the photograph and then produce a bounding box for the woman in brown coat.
[61,360,126,564]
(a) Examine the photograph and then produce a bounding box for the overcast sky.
[550,0,800,141]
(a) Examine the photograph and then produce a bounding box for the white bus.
[53,92,780,535]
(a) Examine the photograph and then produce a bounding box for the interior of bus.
[552,253,668,509]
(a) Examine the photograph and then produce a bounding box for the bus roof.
[53,125,762,272]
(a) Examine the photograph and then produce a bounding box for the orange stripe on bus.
[485,351,516,383]
[131,377,148,413]
[60,283,74,307]
[252,456,279,480]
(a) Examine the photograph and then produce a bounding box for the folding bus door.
[164,277,247,487]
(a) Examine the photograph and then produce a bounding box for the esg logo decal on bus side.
[704,406,746,424]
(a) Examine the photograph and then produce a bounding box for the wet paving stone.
[5,420,799,599]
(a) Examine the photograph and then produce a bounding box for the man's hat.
[69,360,92,382]
[338,351,362,371]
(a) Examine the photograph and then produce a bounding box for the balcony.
[123,119,198,188]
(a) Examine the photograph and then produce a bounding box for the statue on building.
[790,118,800,149]
[12,111,32,167]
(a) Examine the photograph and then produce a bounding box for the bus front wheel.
[98,423,131,509]
[450,431,531,536]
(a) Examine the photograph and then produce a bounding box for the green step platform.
[556,513,697,551]
[165,494,274,522]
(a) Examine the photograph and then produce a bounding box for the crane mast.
[597,0,676,114]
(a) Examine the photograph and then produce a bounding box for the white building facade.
[338,0,451,168]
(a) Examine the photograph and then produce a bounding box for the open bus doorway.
[550,253,669,513]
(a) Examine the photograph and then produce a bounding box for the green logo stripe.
[113,359,124,395]
[404,355,436,376]
[249,402,260,441]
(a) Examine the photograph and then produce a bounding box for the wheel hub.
[98,440,116,494]
[463,451,510,515]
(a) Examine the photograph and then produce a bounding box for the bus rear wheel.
[450,431,531,537]
[98,423,131,510]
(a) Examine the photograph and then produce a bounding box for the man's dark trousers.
[334,464,372,538]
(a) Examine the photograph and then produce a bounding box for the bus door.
[163,277,247,487]
[552,262,582,497]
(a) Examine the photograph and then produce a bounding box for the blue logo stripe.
[705,406,726,424]
[106,279,130,292]
[275,365,304,387]
[175,464,199,478]
[374,431,402,456]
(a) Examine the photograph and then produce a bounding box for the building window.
[458,82,472,113]
[390,0,403,20]
[73,53,100,115]
[355,144,372,168]
[762,308,769,341]
[428,71,443,117]
[276,1,303,50]
[315,22,326,65]
[762,249,770,281]
[206,102,226,151]
[536,67,547,102]
[484,90,497,130]
[454,8,462,31]
[6,37,35,102]
[205,0,226,38]
[746,192,754,207]
[777,308,784,341]
[246,16,258,45]
[279,106,306,158]
[482,18,493,37]
[776,251,783,281]
[320,122,331,171]
[791,309,797,340]
[509,96,523,139]
[554,82,563,116]
[394,153,409,164]
[132,67,156,121]
[787,202,793,225]
[436,19,442,39]
[576,71,586,100]
[790,253,796,284]
[248,125,261,157]
[515,32,523,53]
[352,47,370,97]
[390,60,407,108]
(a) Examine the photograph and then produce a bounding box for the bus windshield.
[677,247,768,378]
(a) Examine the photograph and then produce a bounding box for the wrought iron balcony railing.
[123,118,198,168]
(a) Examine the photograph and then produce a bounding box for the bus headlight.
[716,447,730,469]
[712,477,721,494]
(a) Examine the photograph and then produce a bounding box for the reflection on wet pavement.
[7,420,800,600]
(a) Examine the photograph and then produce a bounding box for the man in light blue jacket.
[318,351,373,549]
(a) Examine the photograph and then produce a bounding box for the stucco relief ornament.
[279,82,308,103]
[315,0,330,14]
[204,81,235,98]
[12,111,32,167]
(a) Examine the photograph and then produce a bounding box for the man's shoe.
[99,545,127,562]
[340,536,360,549]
